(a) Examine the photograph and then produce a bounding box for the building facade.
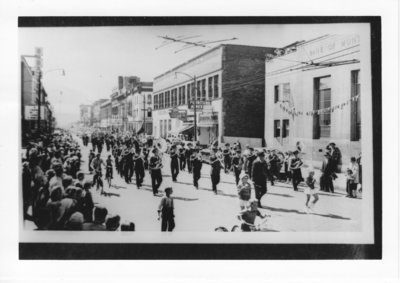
[99,100,111,130]
[264,34,362,164]
[79,104,91,127]
[21,55,55,143]
[152,44,275,146]
[90,99,108,128]
[129,82,153,134]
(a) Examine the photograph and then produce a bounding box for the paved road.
[76,136,362,232]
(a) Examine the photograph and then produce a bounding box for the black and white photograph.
[17,17,382,256]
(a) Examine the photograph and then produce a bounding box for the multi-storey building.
[152,44,276,146]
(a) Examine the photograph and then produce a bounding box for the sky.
[19,23,366,127]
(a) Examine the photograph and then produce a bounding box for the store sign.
[198,112,218,126]
[307,34,360,60]
[169,107,187,120]
[25,106,46,120]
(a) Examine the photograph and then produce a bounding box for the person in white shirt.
[346,157,359,198]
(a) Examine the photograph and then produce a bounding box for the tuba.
[155,138,168,153]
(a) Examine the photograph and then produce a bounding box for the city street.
[76,136,362,232]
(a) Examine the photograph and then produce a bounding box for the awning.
[179,124,194,135]
[137,122,144,135]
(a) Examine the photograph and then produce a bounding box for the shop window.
[274,85,279,103]
[168,119,171,131]
[201,79,206,101]
[178,87,182,105]
[313,76,331,139]
[208,77,213,99]
[187,84,191,105]
[182,85,186,105]
[274,120,281,138]
[172,89,177,106]
[351,70,361,141]
[197,81,201,101]
[282,119,289,138]
[213,75,219,98]
[165,91,170,108]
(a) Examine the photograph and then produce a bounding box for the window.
[274,120,281,138]
[178,87,182,105]
[182,85,186,105]
[172,89,177,107]
[351,70,361,141]
[153,95,158,110]
[274,85,279,103]
[158,93,162,109]
[213,75,219,98]
[187,84,191,105]
[201,79,206,101]
[197,81,201,101]
[208,77,213,99]
[165,91,170,108]
[313,76,331,139]
[160,120,163,137]
[168,119,171,131]
[282,83,290,102]
[282,119,289,138]
[147,94,152,105]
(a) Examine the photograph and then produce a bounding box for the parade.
[21,126,362,232]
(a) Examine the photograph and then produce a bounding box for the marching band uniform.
[149,150,163,196]
[222,144,231,174]
[170,146,179,182]
[178,146,186,171]
[231,151,244,185]
[191,149,202,189]
[185,144,194,173]
[290,151,304,191]
[133,152,145,189]
[208,150,223,194]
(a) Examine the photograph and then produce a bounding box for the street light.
[174,71,197,142]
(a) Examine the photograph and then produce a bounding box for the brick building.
[152,44,276,146]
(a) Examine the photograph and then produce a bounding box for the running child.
[304,171,319,212]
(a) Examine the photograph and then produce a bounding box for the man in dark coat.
[251,151,269,208]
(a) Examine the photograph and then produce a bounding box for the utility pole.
[140,84,146,135]
[37,71,42,133]
[193,76,197,142]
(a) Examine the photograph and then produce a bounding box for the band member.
[133,151,145,189]
[105,155,113,188]
[208,147,223,194]
[88,150,95,174]
[123,146,134,184]
[191,148,203,189]
[222,143,231,174]
[290,150,304,191]
[170,145,179,182]
[245,147,256,179]
[149,148,163,196]
[185,143,194,173]
[231,150,244,185]
[142,148,149,170]
[251,151,269,208]
[178,144,186,171]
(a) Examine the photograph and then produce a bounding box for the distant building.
[129,82,153,134]
[152,44,276,146]
[79,104,91,127]
[264,34,362,164]
[90,99,108,128]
